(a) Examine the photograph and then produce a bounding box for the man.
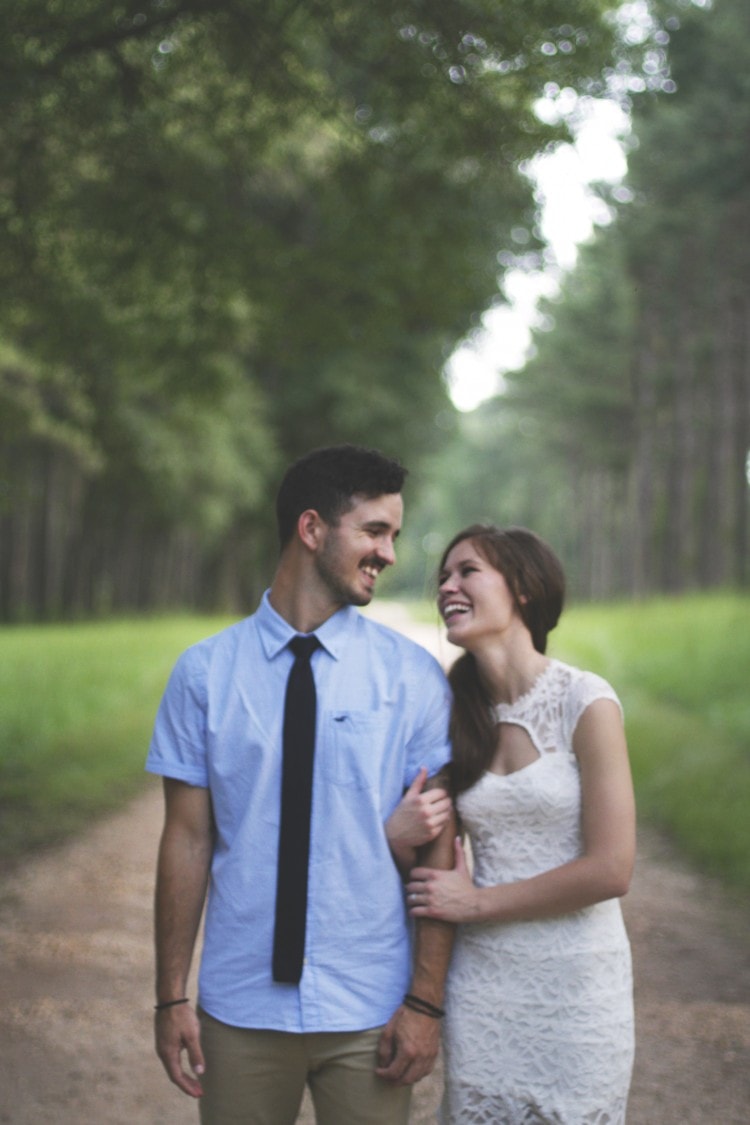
[147,444,455,1124]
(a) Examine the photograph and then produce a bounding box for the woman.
[404,525,635,1124]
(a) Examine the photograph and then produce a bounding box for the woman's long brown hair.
[441,525,566,795]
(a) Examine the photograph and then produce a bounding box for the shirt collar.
[256,589,359,662]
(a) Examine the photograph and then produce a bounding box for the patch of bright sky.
[444,0,704,413]
[445,96,630,412]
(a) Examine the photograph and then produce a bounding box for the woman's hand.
[406,837,482,923]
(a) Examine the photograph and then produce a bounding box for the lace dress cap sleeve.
[563,664,623,747]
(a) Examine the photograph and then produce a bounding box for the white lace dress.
[439,660,634,1125]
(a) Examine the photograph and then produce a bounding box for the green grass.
[2,594,749,894]
[551,593,750,891]
[0,615,235,862]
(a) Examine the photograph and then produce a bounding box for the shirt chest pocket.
[321,710,389,790]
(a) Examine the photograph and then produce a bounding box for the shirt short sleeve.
[146,644,210,787]
[402,647,453,788]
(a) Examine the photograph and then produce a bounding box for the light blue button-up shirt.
[146,591,452,1032]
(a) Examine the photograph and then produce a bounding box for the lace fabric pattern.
[440,661,634,1125]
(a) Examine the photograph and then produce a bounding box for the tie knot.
[289,634,319,660]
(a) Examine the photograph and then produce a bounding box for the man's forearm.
[374,812,456,1085]
[154,825,211,1001]
[408,811,456,1004]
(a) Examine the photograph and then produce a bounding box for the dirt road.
[1,607,749,1123]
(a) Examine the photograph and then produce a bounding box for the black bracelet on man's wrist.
[154,997,189,1011]
[403,992,445,1019]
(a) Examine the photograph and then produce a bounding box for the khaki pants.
[198,1010,412,1125]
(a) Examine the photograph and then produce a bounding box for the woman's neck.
[473,637,549,706]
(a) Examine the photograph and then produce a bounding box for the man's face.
[315,492,403,607]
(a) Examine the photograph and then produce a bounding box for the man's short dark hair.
[276,444,408,549]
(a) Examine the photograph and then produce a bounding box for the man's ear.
[297,509,325,551]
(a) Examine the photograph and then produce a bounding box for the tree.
[415,0,750,599]
[1,0,627,617]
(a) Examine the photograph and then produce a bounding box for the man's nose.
[378,538,397,566]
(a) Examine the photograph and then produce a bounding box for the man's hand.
[374,1004,441,1086]
[154,1003,205,1098]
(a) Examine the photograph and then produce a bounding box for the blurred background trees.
[0,0,625,617]
[404,0,750,601]
[1,0,746,617]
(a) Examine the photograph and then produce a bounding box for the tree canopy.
[406,0,750,600]
[1,0,630,618]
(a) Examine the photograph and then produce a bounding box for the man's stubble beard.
[314,535,374,608]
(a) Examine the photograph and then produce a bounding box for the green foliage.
[2,595,748,897]
[504,235,636,473]
[1,0,619,453]
[409,0,750,600]
[0,0,631,618]
[389,400,589,597]
[552,593,750,889]
[0,345,101,469]
[0,616,235,859]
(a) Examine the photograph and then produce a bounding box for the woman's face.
[437,539,521,650]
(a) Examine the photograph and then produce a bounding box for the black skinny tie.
[272,634,320,983]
